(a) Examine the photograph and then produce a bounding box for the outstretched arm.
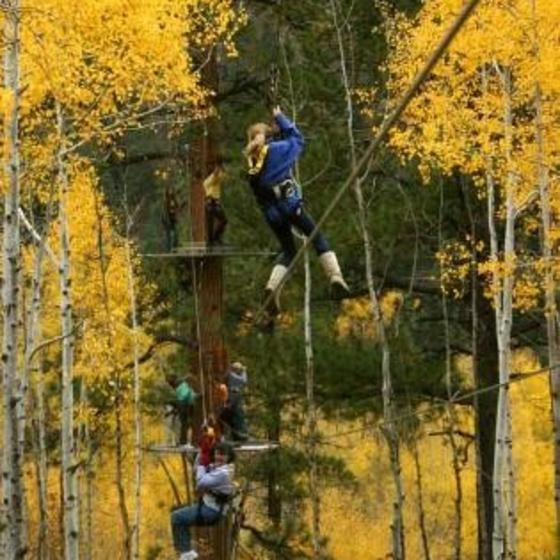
[273,106,303,142]
[271,106,304,158]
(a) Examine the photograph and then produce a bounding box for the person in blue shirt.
[244,106,349,315]
[220,361,248,442]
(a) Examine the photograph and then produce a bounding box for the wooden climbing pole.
[186,49,233,560]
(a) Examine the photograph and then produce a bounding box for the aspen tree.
[123,187,143,560]
[23,201,58,560]
[1,1,23,557]
[331,0,404,555]
[304,249,322,559]
[280,38,324,557]
[0,1,243,555]
[56,102,80,560]
[380,3,552,558]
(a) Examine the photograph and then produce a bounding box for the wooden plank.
[146,442,280,455]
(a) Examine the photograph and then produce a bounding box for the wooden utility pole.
[187,50,232,560]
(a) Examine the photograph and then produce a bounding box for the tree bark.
[490,66,517,560]
[304,249,322,558]
[1,2,24,556]
[329,0,404,555]
[410,436,431,560]
[124,188,143,560]
[56,101,80,560]
[439,181,463,560]
[25,203,55,560]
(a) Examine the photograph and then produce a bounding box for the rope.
[255,0,483,325]
[316,363,555,444]
[265,0,282,110]
[191,257,208,423]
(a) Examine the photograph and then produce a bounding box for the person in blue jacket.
[244,106,349,315]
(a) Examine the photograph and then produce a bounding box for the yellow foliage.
[374,0,560,314]
[313,349,555,558]
[335,291,404,340]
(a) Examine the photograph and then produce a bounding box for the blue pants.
[263,198,330,267]
[171,503,221,553]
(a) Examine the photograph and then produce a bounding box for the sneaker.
[179,551,199,560]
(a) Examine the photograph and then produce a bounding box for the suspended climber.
[170,441,236,560]
[244,106,349,316]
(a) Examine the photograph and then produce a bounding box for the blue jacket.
[258,113,304,188]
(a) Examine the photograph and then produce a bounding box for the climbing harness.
[271,178,298,201]
[247,144,269,177]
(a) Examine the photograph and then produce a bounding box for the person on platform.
[220,361,249,442]
[203,156,228,245]
[166,374,197,445]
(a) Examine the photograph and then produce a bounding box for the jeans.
[205,198,227,244]
[220,392,247,440]
[174,402,192,445]
[171,503,221,553]
[263,198,330,266]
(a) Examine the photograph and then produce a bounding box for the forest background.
[0,0,559,559]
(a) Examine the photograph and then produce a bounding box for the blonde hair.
[244,122,272,158]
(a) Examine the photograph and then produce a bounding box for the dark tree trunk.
[473,268,499,560]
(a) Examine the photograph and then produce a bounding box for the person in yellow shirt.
[203,156,228,245]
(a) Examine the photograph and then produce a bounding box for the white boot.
[319,251,349,295]
[179,550,198,560]
[264,264,288,316]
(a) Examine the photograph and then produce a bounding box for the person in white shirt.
[170,441,236,560]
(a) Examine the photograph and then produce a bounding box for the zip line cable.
[314,363,555,444]
[255,0,483,325]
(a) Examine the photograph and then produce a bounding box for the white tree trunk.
[505,402,517,558]
[124,194,143,560]
[1,2,23,556]
[329,0,404,555]
[304,248,322,558]
[56,102,80,560]
[25,215,55,560]
[31,362,49,560]
[491,66,517,560]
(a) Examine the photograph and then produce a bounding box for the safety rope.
[316,363,555,444]
[265,0,282,110]
[255,0,483,326]
[191,254,208,423]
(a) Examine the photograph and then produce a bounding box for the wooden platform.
[142,243,276,259]
[146,441,279,454]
